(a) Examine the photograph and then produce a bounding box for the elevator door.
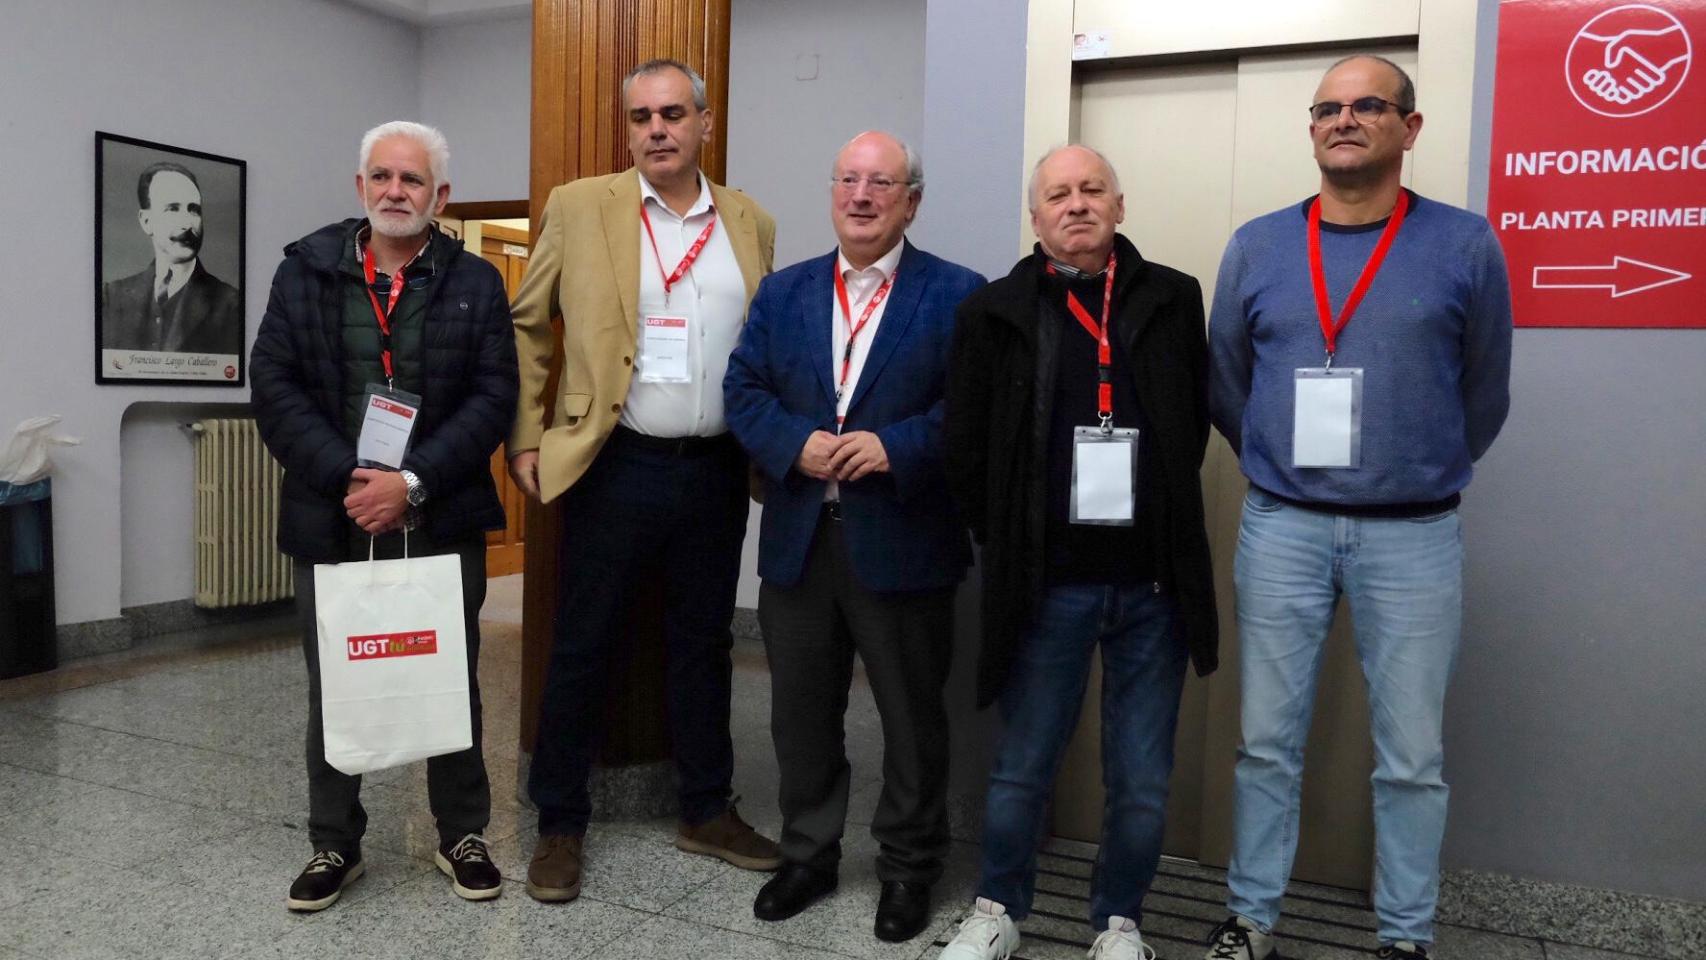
[1051,45,1417,890]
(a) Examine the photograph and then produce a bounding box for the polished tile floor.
[0,577,1661,959]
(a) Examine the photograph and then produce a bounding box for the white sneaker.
[1089,917,1155,960]
[1205,916,1277,960]
[939,898,1020,960]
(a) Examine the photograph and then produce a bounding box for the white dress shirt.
[826,238,905,500]
[623,173,748,437]
[153,258,198,301]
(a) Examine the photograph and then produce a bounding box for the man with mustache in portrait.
[103,161,241,354]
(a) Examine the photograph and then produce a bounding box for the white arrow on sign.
[1532,256,1691,298]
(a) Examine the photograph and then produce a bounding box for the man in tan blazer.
[508,58,781,905]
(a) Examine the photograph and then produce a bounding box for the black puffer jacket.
[944,236,1218,708]
[250,220,519,562]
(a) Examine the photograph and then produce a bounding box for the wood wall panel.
[519,0,733,761]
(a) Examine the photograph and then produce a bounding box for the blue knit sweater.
[1208,191,1512,507]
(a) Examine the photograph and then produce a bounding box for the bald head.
[831,130,923,269]
[1320,54,1415,114]
[1027,144,1120,212]
[833,131,923,194]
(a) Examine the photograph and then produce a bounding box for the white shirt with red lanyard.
[627,172,747,438]
[824,239,904,501]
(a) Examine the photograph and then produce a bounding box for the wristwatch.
[399,469,428,507]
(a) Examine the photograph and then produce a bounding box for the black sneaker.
[287,850,365,912]
[1205,916,1279,960]
[1377,943,1429,960]
[436,834,502,901]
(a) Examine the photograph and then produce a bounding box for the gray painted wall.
[912,0,1030,803]
[726,0,928,270]
[1441,0,1706,900]
[419,13,531,203]
[912,0,1030,281]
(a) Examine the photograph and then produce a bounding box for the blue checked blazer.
[724,241,985,591]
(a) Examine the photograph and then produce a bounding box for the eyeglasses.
[831,174,910,193]
[1309,96,1404,127]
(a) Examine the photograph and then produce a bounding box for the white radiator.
[192,418,293,608]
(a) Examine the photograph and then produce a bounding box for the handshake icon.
[1574,16,1691,111]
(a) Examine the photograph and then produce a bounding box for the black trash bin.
[0,478,56,679]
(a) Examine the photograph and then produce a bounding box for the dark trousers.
[528,430,749,836]
[295,530,491,853]
[759,513,954,884]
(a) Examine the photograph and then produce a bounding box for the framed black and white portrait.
[95,133,246,385]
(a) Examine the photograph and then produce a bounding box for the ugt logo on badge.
[1567,4,1693,118]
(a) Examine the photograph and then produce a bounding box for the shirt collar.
[354,223,435,277]
[154,259,198,296]
[837,238,906,282]
[639,171,714,220]
[1044,255,1108,281]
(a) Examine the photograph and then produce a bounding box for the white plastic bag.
[0,416,81,485]
[314,538,471,775]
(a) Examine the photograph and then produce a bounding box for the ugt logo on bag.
[346,630,439,661]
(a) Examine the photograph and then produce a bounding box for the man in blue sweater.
[1203,56,1512,960]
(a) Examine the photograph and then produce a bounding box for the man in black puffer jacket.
[251,121,517,913]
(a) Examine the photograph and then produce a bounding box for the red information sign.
[1489,0,1704,327]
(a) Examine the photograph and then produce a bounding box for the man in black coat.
[250,121,517,913]
[936,145,1218,960]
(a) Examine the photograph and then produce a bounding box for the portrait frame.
[95,132,247,386]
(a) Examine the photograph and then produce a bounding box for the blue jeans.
[976,583,1187,931]
[1226,487,1463,946]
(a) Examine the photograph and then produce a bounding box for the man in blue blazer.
[725,131,985,944]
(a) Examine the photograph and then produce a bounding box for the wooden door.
[479,221,532,577]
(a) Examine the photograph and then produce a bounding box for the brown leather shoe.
[674,803,782,871]
[526,833,584,902]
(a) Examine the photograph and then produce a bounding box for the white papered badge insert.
[356,385,421,469]
[637,314,691,383]
[1293,367,1363,468]
[1071,426,1138,525]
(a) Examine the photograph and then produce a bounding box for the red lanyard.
[640,202,717,303]
[833,266,895,414]
[1307,190,1408,363]
[361,244,406,382]
[1046,253,1117,422]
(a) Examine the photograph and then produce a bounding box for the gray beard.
[367,206,432,238]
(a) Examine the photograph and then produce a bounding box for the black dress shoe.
[753,863,838,921]
[874,880,932,942]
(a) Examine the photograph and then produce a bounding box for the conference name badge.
[1071,425,1139,526]
[637,314,692,383]
[1292,367,1364,469]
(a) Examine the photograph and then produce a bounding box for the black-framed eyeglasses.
[1309,96,1404,127]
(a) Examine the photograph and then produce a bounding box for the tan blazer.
[509,168,776,503]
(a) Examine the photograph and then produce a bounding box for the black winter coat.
[250,220,519,562]
[944,237,1219,708]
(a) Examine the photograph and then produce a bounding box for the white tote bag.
[314,535,472,775]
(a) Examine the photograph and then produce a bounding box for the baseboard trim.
[54,598,293,663]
